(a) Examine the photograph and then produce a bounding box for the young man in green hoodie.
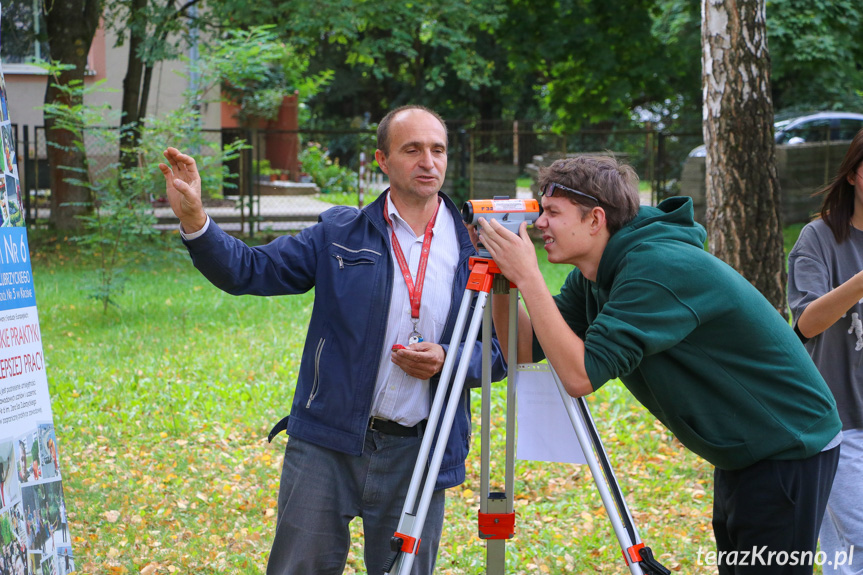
[478,156,842,575]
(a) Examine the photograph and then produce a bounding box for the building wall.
[3,21,221,130]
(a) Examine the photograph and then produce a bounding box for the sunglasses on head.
[540,182,605,205]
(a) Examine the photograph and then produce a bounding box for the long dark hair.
[818,128,863,243]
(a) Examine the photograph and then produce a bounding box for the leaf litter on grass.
[36,239,719,574]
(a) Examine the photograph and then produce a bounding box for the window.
[0,0,49,65]
[837,119,863,141]
[777,119,831,144]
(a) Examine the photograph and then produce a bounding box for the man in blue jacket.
[159,105,506,575]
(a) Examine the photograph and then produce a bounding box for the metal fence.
[12,122,703,234]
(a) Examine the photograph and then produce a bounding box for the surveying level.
[461,197,542,231]
[382,202,669,575]
[462,197,541,258]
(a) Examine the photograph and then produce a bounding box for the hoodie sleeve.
[531,269,592,362]
[582,275,700,390]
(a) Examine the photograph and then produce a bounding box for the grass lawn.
[32,223,807,574]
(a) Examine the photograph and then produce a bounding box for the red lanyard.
[383,194,442,320]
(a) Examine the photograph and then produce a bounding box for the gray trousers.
[266,430,446,575]
[820,429,863,575]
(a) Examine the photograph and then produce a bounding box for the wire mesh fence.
[12,121,705,234]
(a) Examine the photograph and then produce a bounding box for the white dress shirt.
[371,194,460,426]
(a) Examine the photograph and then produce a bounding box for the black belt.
[267,415,419,443]
[368,417,419,437]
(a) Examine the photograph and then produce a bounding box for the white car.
[688,112,863,157]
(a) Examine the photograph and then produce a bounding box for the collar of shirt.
[385,192,447,239]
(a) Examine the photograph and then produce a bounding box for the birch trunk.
[701,0,787,316]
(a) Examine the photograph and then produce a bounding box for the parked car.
[688,111,863,157]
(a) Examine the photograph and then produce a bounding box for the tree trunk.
[701,0,787,316]
[119,0,148,172]
[118,0,203,172]
[43,0,102,231]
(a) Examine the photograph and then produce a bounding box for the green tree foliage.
[767,0,863,112]
[192,25,331,126]
[298,142,360,195]
[43,73,159,312]
[42,0,861,139]
[647,0,704,130]
[646,0,863,119]
[503,0,684,129]
[216,0,508,122]
[218,0,707,130]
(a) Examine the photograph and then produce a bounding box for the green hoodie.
[537,196,841,470]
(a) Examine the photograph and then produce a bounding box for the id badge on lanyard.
[383,195,442,346]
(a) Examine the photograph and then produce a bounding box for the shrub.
[299,142,357,195]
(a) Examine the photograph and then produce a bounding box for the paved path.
[153,195,339,232]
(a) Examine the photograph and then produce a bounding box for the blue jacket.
[183,191,507,489]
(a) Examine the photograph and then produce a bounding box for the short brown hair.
[538,155,641,235]
[376,105,447,155]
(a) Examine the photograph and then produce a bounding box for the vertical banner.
[0,6,76,575]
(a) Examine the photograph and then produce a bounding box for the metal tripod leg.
[478,280,518,573]
[547,364,669,575]
[383,283,491,575]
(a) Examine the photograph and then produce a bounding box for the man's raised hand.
[159,147,207,233]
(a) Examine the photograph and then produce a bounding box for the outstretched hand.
[158,147,207,233]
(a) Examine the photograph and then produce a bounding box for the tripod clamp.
[627,543,671,575]
[382,533,420,574]
[477,494,516,540]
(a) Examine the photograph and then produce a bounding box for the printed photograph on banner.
[41,554,55,575]
[15,431,40,485]
[0,68,8,123]
[0,7,76,571]
[0,173,7,224]
[2,172,24,227]
[57,545,75,575]
[28,551,40,575]
[0,437,22,508]
[21,479,70,558]
[2,124,15,172]
[0,504,29,573]
[37,424,59,480]
[12,175,23,224]
[0,125,6,173]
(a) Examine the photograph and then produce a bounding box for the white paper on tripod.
[515,364,587,464]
